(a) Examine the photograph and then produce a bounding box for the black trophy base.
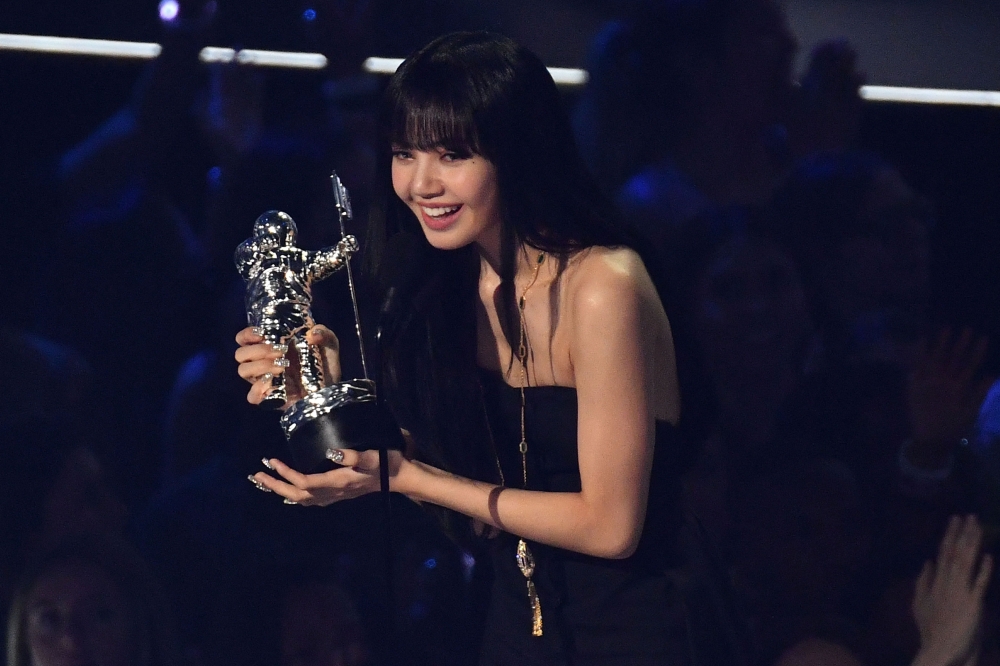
[286,399,406,473]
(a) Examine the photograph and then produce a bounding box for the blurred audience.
[2,2,995,665]
[1,332,129,638]
[281,580,369,666]
[575,0,864,277]
[6,536,180,666]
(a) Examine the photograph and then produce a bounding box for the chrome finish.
[331,171,369,381]
[280,379,377,439]
[235,210,358,408]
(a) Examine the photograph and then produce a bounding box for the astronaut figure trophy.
[236,173,383,472]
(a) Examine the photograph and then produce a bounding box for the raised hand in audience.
[912,515,994,666]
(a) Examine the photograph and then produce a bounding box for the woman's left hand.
[249,449,407,506]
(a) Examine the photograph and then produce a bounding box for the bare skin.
[911,515,993,666]
[237,146,679,560]
[237,245,678,559]
[770,515,993,666]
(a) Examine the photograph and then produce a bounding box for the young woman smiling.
[237,32,689,664]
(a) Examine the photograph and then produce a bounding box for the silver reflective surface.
[280,379,377,439]
[235,210,358,407]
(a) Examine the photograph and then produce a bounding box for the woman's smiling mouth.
[420,204,464,230]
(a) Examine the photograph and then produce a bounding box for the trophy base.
[280,379,392,473]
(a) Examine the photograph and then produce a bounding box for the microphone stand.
[331,173,396,666]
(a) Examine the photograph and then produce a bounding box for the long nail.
[247,475,272,492]
[326,449,345,464]
[260,372,273,382]
[273,358,290,368]
[251,327,262,337]
[271,343,289,353]
[283,499,298,505]
[262,458,275,470]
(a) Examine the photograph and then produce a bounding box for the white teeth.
[422,205,460,218]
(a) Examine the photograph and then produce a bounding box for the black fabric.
[476,370,693,665]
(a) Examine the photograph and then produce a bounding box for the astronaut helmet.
[252,210,299,246]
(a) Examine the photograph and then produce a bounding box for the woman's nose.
[412,158,443,198]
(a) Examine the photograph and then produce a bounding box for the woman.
[238,32,686,664]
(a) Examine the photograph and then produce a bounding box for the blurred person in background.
[774,515,994,666]
[1,331,128,637]
[6,536,181,666]
[281,580,370,666]
[573,0,863,262]
[769,151,996,666]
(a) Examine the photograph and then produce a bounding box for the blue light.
[159,0,180,22]
[302,8,317,21]
[423,557,437,570]
[207,166,222,188]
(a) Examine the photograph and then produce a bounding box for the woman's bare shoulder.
[564,246,660,309]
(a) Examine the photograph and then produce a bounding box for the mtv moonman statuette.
[235,173,385,471]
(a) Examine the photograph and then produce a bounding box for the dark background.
[0,1,997,483]
[3,0,998,334]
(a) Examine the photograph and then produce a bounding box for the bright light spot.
[362,56,589,87]
[199,46,235,64]
[0,34,162,58]
[547,66,589,86]
[302,8,317,21]
[235,49,327,69]
[860,85,1000,108]
[158,0,180,22]
[362,57,403,74]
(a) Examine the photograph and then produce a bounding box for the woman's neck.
[476,234,546,287]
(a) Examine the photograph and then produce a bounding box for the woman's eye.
[441,149,471,162]
[391,150,412,160]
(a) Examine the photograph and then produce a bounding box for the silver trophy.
[236,173,384,471]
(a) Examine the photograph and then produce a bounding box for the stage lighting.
[158,0,180,23]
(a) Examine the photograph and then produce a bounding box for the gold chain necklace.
[514,250,545,637]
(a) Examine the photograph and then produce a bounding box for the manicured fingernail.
[325,449,345,464]
[283,499,298,505]
[262,458,274,470]
[247,475,271,492]
[260,372,273,382]
[251,327,262,336]
[272,343,289,353]
[273,358,290,368]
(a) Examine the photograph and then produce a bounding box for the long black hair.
[363,33,653,530]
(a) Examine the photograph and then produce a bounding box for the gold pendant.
[516,538,543,636]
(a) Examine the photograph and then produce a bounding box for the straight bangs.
[385,62,485,157]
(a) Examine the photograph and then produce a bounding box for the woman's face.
[391,146,502,252]
[25,561,135,666]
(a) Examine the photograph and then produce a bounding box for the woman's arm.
[247,251,675,559]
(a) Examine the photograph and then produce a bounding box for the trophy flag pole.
[331,172,370,382]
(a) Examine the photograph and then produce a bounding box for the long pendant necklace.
[515,250,545,637]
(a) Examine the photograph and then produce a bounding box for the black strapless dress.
[476,370,694,665]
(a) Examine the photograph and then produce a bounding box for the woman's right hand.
[234,325,341,406]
